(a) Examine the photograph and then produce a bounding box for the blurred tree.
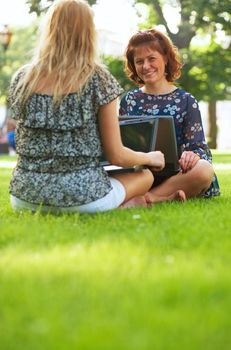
[133,0,231,148]
[136,0,230,48]
[180,43,231,148]
[103,56,136,94]
[3,0,231,147]
[26,0,97,15]
[0,23,37,104]
[135,2,159,29]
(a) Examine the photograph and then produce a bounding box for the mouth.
[143,71,156,78]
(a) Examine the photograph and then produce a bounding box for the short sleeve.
[182,94,205,144]
[93,66,124,105]
[8,67,27,120]
[119,94,127,115]
[182,93,212,162]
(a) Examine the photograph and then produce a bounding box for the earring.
[164,65,167,76]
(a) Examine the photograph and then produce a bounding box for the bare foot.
[145,190,186,205]
[120,195,148,209]
[170,190,186,202]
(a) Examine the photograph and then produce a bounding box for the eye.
[135,60,143,65]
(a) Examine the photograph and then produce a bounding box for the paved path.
[1,161,231,170]
[0,161,17,168]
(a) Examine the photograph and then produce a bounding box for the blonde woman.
[8,0,165,213]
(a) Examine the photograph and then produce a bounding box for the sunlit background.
[0,0,230,149]
[1,0,141,55]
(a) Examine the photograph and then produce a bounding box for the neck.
[142,81,176,95]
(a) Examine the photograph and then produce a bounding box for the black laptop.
[100,116,158,174]
[152,115,181,176]
[100,115,180,176]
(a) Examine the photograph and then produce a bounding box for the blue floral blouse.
[8,65,123,207]
[119,88,220,198]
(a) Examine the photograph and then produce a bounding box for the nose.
[142,59,151,70]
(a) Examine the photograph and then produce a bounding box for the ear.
[164,55,168,65]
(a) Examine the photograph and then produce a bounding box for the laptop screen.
[120,118,156,152]
[100,117,157,165]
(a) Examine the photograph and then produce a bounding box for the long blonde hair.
[13,0,98,106]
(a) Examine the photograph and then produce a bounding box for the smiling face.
[133,44,167,88]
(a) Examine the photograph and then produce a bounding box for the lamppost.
[0,25,13,154]
[0,25,13,51]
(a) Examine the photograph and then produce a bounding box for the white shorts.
[10,177,126,214]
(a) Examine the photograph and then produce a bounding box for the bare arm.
[98,98,165,170]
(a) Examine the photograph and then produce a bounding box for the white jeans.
[10,177,126,214]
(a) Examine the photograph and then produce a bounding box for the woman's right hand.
[98,101,165,170]
[147,151,165,172]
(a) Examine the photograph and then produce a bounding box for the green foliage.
[137,3,160,29]
[137,0,231,35]
[134,0,230,149]
[179,43,231,101]
[0,154,231,349]
[26,0,98,15]
[0,23,38,104]
[134,0,230,101]
[26,0,49,15]
[103,55,136,92]
[193,0,231,32]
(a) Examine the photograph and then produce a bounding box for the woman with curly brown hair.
[119,29,220,203]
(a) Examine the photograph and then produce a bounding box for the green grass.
[0,153,231,350]
[212,150,231,164]
[0,154,17,162]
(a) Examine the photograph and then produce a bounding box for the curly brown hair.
[125,29,182,84]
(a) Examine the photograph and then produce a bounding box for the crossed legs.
[145,159,214,204]
[111,160,214,208]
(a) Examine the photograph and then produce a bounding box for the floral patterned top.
[119,87,220,198]
[8,65,123,207]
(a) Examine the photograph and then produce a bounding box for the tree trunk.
[207,100,217,149]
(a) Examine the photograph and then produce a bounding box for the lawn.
[0,153,231,350]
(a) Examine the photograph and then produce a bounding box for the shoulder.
[120,88,140,101]
[125,88,141,96]
[177,88,197,101]
[11,64,31,84]
[90,64,123,92]
[87,65,123,105]
[175,88,199,107]
[8,65,30,107]
[9,64,32,95]
[93,64,117,83]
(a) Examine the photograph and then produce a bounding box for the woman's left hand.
[179,151,200,173]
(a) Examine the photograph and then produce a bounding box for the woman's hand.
[179,151,200,173]
[147,151,165,172]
